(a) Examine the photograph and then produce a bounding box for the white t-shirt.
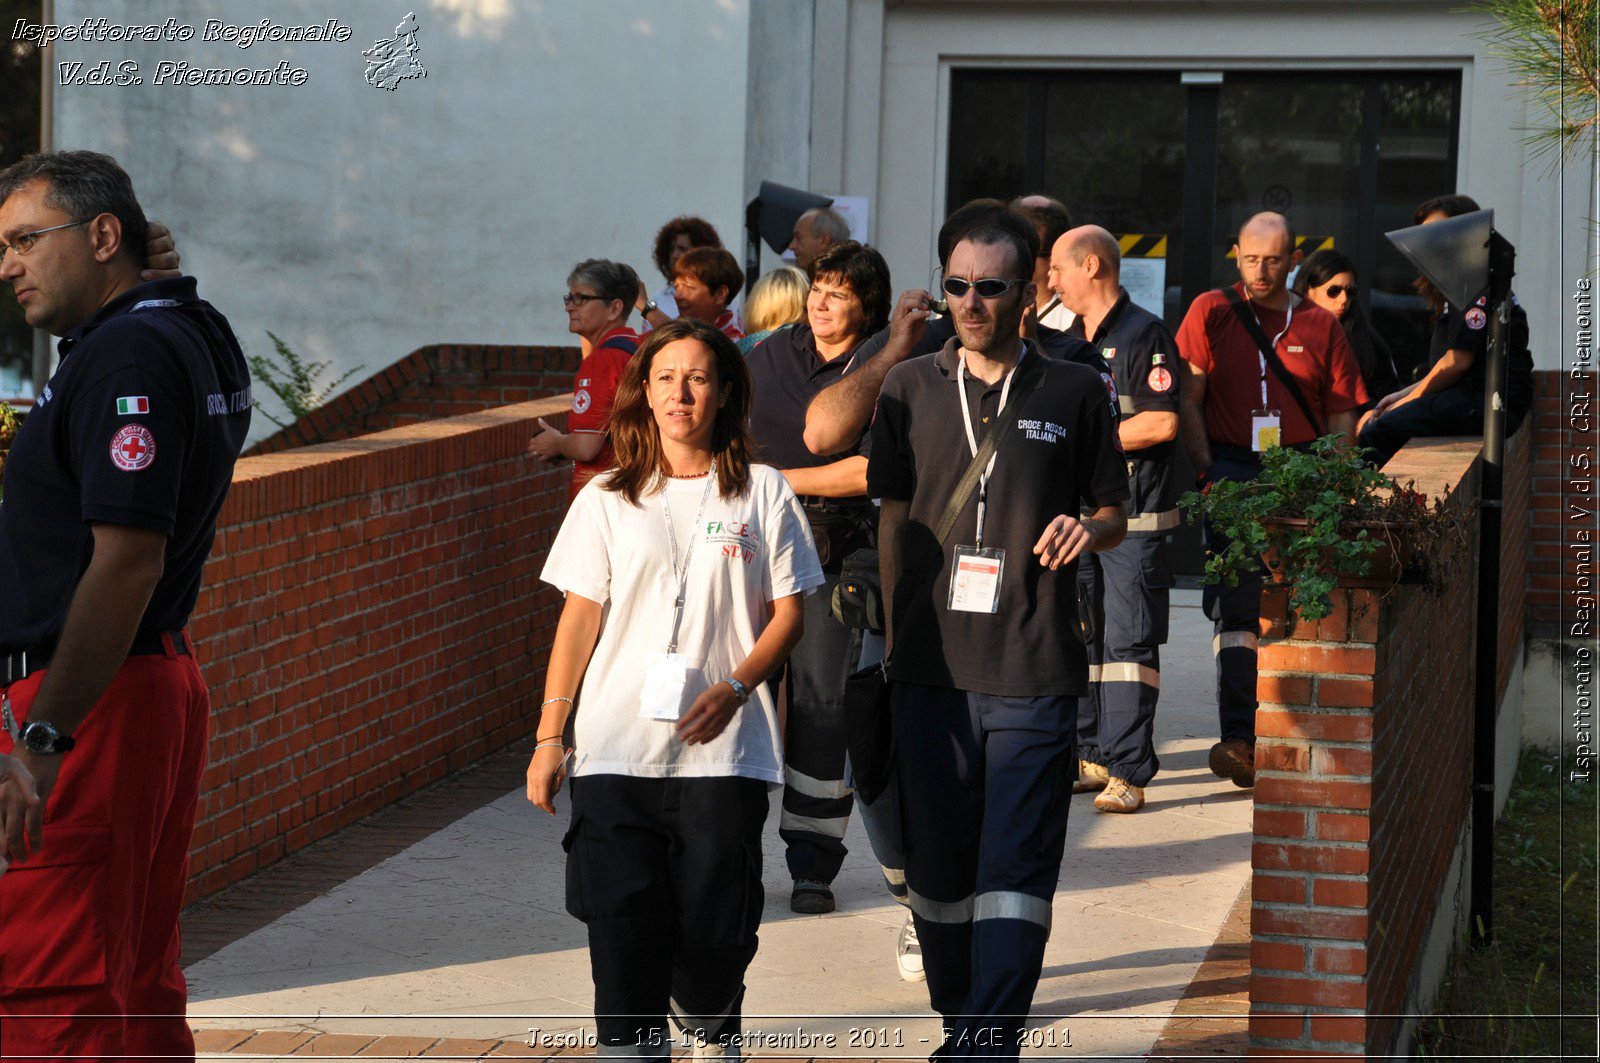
[1038,297,1078,333]
[542,464,824,784]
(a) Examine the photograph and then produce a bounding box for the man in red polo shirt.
[1176,212,1366,789]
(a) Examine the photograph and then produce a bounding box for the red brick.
[1254,776,1372,811]
[1252,906,1368,941]
[1258,740,1312,773]
[356,1035,441,1056]
[1315,813,1370,843]
[1254,809,1308,839]
[1309,1014,1368,1043]
[1248,1012,1306,1038]
[1315,677,1374,708]
[302,1033,382,1056]
[1248,1048,1361,1058]
[191,1029,254,1052]
[1253,842,1369,875]
[1251,975,1367,1009]
[1258,643,1375,675]
[1260,674,1313,705]
[1251,940,1307,972]
[1256,709,1373,743]
[1253,873,1307,904]
[1313,945,1368,975]
[1314,747,1373,778]
[1312,878,1370,909]
[236,1031,316,1054]
[426,1038,505,1057]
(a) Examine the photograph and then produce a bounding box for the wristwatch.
[725,677,751,705]
[640,299,659,315]
[18,719,75,755]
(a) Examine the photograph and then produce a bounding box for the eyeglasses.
[1322,284,1358,299]
[941,276,1025,300]
[562,292,604,308]
[0,219,90,261]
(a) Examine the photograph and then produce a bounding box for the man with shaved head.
[1049,225,1183,812]
[1174,212,1366,789]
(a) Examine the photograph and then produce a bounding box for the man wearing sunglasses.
[867,215,1128,1059]
[1175,212,1366,790]
[0,150,251,1060]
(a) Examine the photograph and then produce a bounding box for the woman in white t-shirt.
[527,317,823,1061]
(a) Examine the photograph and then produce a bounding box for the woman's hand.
[525,744,568,814]
[676,683,741,745]
[528,419,566,463]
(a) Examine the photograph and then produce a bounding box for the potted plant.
[1179,436,1471,622]
[0,400,18,502]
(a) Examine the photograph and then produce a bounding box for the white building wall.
[50,0,753,436]
[835,0,1583,372]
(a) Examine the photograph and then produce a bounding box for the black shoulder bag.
[1220,288,1325,439]
[843,372,1033,805]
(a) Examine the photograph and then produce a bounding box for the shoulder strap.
[599,334,638,355]
[1220,288,1325,438]
[933,365,1035,545]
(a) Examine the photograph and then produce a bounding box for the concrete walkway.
[183,591,1253,1059]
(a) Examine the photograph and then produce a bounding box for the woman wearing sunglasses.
[1292,248,1399,413]
[528,259,643,498]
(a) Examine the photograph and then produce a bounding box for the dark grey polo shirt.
[746,322,871,489]
[867,338,1129,697]
[1068,287,1183,534]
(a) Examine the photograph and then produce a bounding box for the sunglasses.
[941,276,1025,300]
[1322,284,1358,299]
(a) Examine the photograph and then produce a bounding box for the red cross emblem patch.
[110,424,157,471]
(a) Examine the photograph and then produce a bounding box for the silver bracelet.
[534,738,566,751]
[542,696,573,707]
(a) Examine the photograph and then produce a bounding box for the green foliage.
[1473,1,1600,163]
[0,399,18,501]
[1418,747,1598,1058]
[1179,437,1468,622]
[246,331,361,430]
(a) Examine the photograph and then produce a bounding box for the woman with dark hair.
[1292,248,1399,411]
[636,215,724,330]
[743,240,894,919]
[526,318,822,1060]
[1356,194,1534,467]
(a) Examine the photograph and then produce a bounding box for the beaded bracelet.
[534,738,566,751]
[541,696,574,707]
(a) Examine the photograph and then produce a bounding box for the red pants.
[0,644,209,1062]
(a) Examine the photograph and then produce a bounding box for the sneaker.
[790,880,836,914]
[1209,738,1256,788]
[691,1035,739,1061]
[1094,776,1145,813]
[896,914,925,982]
[1072,759,1110,794]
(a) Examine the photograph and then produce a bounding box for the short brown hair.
[673,246,744,304]
[810,241,892,336]
[652,215,723,278]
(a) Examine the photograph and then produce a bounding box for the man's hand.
[0,752,41,865]
[524,745,567,815]
[141,221,181,281]
[676,683,741,745]
[1033,515,1093,570]
[527,419,565,463]
[889,289,935,351]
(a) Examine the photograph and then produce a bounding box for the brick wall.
[1527,369,1593,640]
[248,344,581,455]
[1247,429,1529,1057]
[183,395,574,902]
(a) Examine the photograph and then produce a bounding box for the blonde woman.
[736,265,809,353]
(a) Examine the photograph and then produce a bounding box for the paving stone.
[191,1027,254,1052]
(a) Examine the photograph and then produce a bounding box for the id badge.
[639,653,692,721]
[1250,408,1281,452]
[948,546,1005,614]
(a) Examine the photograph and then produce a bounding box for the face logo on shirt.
[1465,307,1487,331]
[706,520,759,565]
[110,424,157,471]
[1148,367,1174,392]
[572,389,592,414]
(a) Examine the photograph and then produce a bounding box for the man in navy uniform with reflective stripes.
[1050,226,1182,813]
[868,212,1127,1059]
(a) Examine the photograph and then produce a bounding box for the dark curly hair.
[809,241,892,336]
[651,215,723,280]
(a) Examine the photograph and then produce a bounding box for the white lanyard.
[1247,301,1293,407]
[660,462,717,654]
[957,349,1025,549]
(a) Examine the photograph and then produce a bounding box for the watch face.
[20,721,59,754]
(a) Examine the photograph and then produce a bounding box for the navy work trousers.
[1357,387,1482,468]
[891,682,1075,1060]
[1076,535,1172,786]
[565,774,768,1059]
[1202,450,1265,744]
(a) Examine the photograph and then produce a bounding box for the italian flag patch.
[116,396,150,415]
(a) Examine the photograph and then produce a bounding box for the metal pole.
[30,0,56,397]
[1469,232,1515,948]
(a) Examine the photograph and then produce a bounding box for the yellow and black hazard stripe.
[1225,235,1334,260]
[1118,234,1167,258]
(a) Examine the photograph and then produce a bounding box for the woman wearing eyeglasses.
[1292,248,1399,413]
[528,259,643,499]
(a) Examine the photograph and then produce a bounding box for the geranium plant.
[1180,436,1471,622]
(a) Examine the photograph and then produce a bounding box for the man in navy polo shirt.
[1050,225,1184,814]
[868,222,1128,1059]
[0,150,250,1060]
